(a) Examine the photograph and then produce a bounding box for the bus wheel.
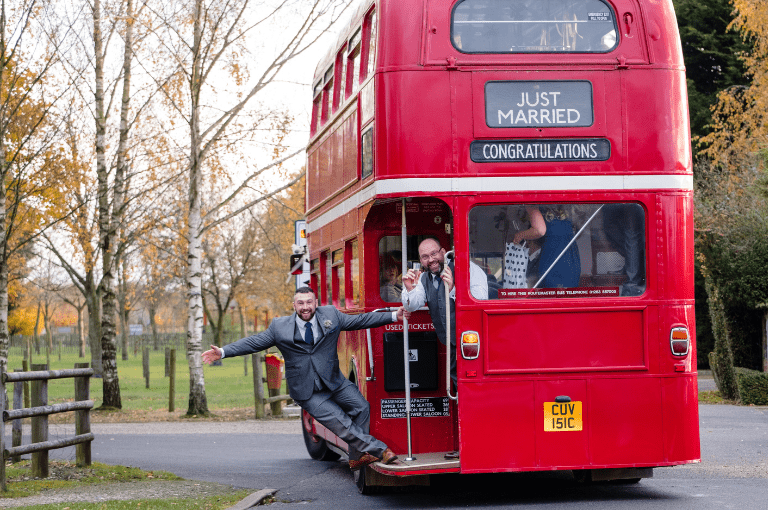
[354,466,381,495]
[572,470,593,484]
[301,410,340,461]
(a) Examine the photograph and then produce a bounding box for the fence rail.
[0,363,94,492]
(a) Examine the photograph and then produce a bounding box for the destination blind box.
[383,332,439,392]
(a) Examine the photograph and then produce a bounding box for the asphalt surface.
[5,373,767,509]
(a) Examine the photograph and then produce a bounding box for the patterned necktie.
[432,273,440,289]
[304,322,314,345]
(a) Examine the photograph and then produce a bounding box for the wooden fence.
[0,363,94,491]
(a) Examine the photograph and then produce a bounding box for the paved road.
[8,375,768,509]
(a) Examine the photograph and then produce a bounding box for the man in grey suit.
[202,287,403,471]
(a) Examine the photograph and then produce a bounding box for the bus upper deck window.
[348,28,362,95]
[451,0,618,54]
[365,10,378,79]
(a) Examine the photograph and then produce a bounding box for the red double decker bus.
[301,0,699,493]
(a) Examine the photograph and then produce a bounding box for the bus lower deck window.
[468,203,645,298]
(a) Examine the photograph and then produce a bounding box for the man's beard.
[298,309,316,321]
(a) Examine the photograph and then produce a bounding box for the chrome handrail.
[444,251,458,402]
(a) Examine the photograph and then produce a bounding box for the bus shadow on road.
[348,471,681,505]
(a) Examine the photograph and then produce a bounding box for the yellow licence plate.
[543,401,583,431]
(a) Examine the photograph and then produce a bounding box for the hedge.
[735,367,768,405]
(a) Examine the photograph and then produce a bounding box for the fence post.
[251,353,265,419]
[22,360,30,409]
[12,373,23,463]
[165,347,170,377]
[31,363,49,479]
[142,347,150,389]
[168,349,176,413]
[1,366,6,491]
[244,355,248,377]
[74,363,92,467]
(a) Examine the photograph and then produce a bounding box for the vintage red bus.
[301,0,699,493]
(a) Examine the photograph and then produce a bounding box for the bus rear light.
[461,331,479,360]
[670,327,690,356]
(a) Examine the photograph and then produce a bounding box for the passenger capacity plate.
[543,401,583,431]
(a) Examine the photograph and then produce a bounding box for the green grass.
[6,347,286,413]
[1,460,182,499]
[2,460,251,508]
[698,390,736,404]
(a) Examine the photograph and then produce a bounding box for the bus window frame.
[310,80,322,135]
[332,247,345,308]
[347,28,362,96]
[337,44,348,106]
[347,239,360,308]
[362,7,377,81]
[333,45,347,113]
[361,125,374,180]
[321,250,330,305]
[466,201,647,298]
[310,257,320,297]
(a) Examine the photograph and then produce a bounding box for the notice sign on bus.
[499,287,620,298]
[470,138,610,163]
[381,397,451,419]
[486,80,593,128]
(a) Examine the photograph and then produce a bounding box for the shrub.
[735,367,768,405]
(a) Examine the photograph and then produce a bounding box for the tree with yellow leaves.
[0,2,78,393]
[697,0,768,397]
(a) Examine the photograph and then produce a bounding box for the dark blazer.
[222,306,393,401]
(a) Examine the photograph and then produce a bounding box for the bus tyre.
[302,410,340,461]
[572,470,593,484]
[355,466,381,495]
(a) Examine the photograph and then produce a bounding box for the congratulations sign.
[470,138,610,162]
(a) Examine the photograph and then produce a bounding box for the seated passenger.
[379,253,403,302]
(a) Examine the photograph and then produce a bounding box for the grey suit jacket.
[222,306,393,401]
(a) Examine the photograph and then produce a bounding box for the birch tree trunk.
[119,258,129,360]
[93,0,121,408]
[185,0,208,416]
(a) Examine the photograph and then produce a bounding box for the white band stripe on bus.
[306,174,693,232]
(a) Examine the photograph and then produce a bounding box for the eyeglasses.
[419,249,441,262]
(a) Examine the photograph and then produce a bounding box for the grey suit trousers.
[298,381,387,461]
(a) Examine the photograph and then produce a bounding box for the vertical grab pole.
[444,251,458,401]
[401,199,415,461]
